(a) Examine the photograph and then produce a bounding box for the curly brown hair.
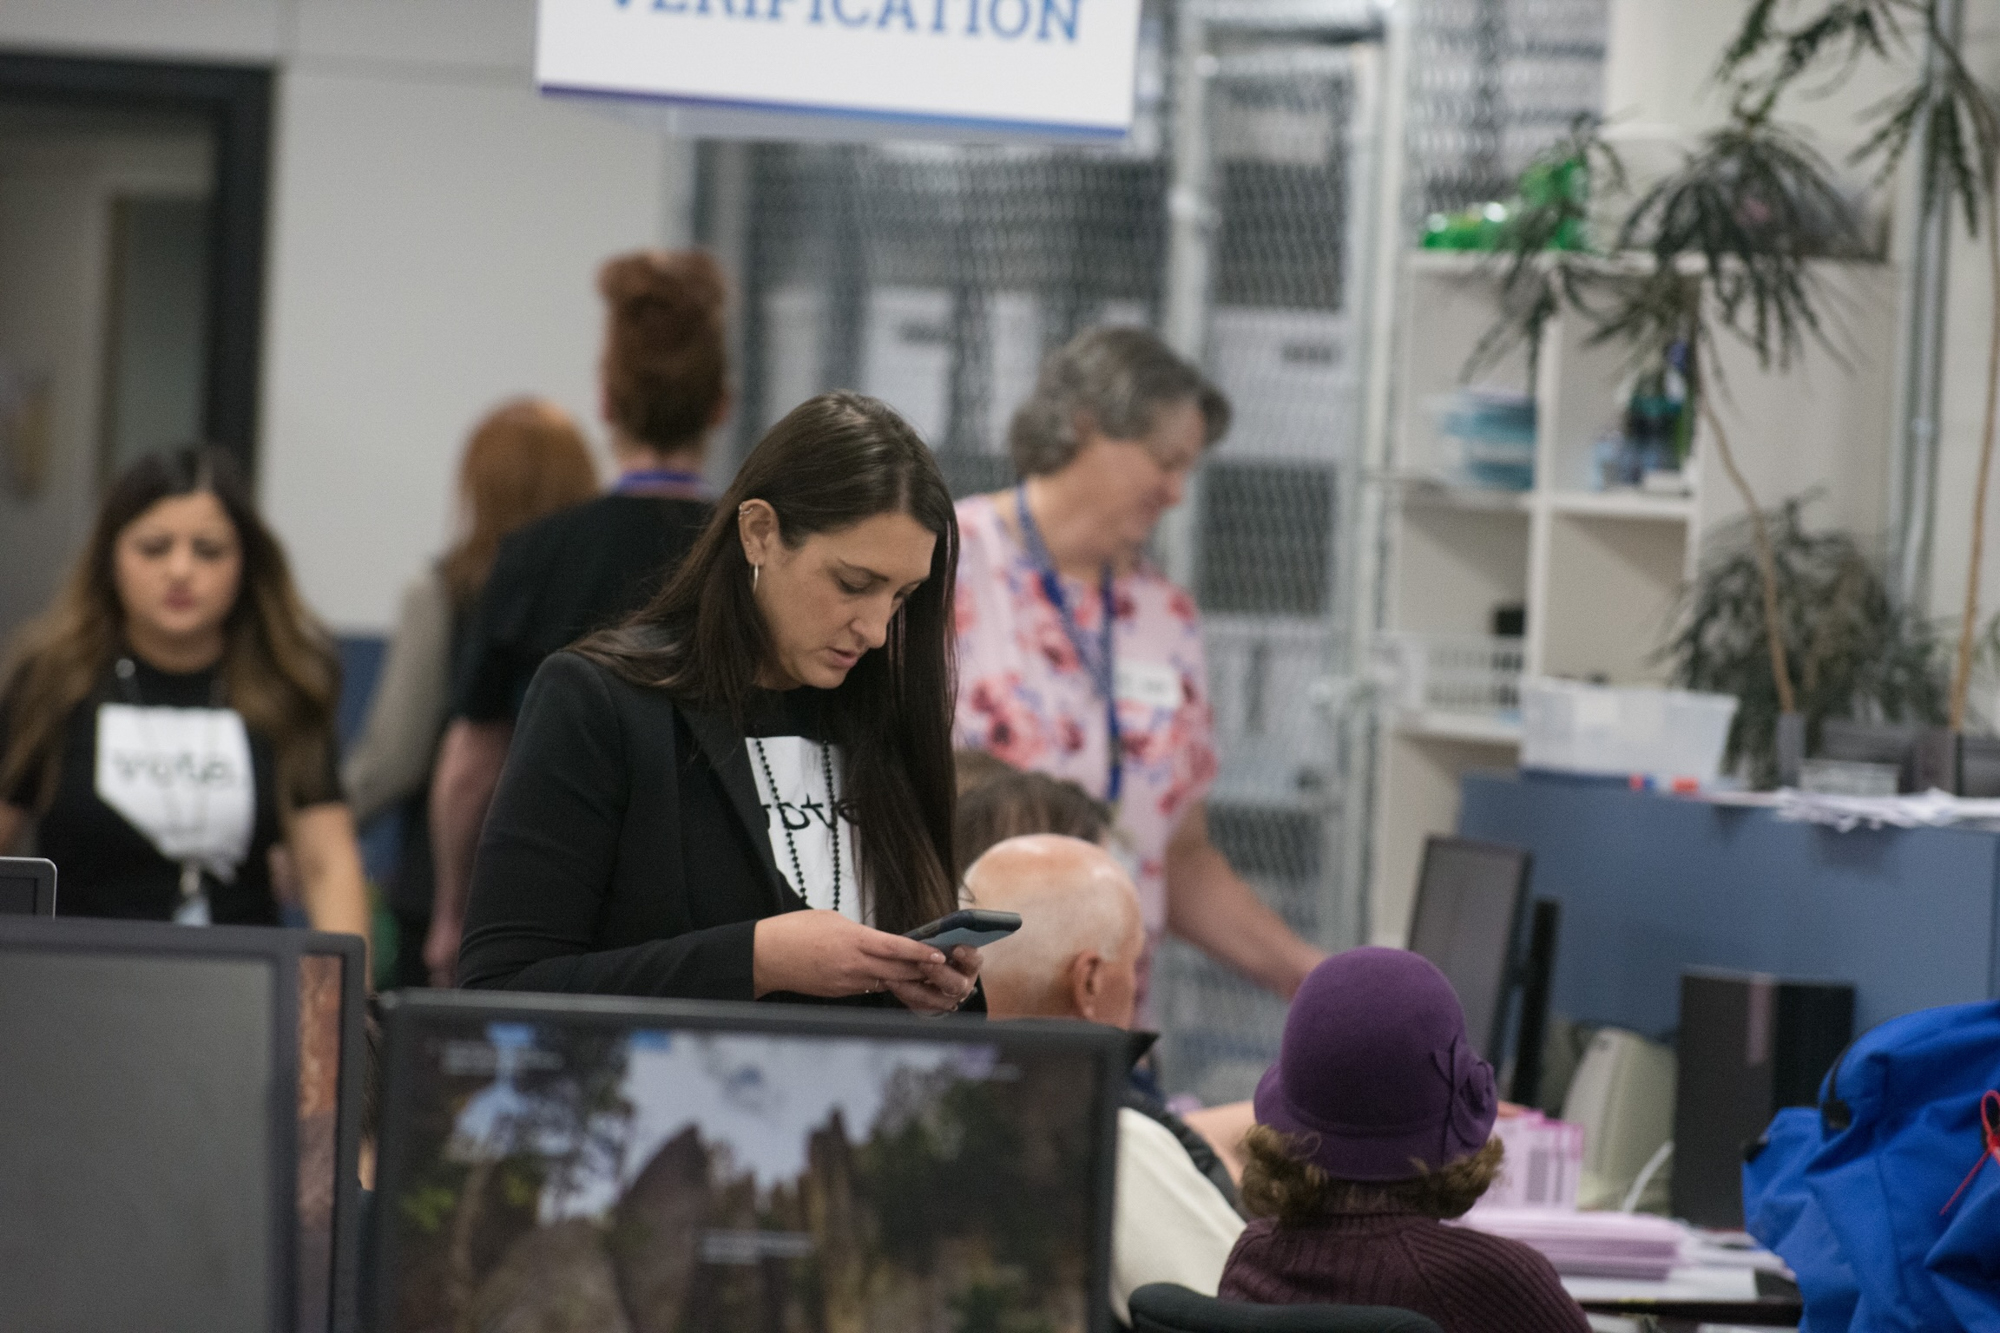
[597,248,728,453]
[1239,1124,1505,1227]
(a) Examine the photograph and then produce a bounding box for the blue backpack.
[1742,999,2000,1332]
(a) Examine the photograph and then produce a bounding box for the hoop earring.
[751,564,761,592]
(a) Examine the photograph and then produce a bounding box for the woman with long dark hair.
[457,392,978,1010]
[0,446,369,938]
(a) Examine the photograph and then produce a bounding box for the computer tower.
[1672,968,1854,1227]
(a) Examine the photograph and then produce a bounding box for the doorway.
[0,53,270,651]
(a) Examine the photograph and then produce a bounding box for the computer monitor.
[370,991,1126,1333]
[1407,835,1532,1062]
[1509,898,1562,1107]
[1673,968,1854,1228]
[0,918,367,1333]
[1813,719,1971,793]
[0,856,56,915]
[1959,734,2000,797]
[1815,718,1919,766]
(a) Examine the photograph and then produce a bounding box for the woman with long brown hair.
[343,399,597,986]
[456,391,979,1011]
[0,446,369,937]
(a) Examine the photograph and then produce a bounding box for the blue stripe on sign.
[538,82,1131,139]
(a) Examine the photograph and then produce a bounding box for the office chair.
[1127,1285,1445,1333]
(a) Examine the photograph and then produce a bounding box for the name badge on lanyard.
[1115,660,1182,712]
[95,703,256,920]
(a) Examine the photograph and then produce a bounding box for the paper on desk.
[1454,1208,1686,1280]
[1702,787,2000,832]
[1673,1230,1791,1273]
[1562,1267,1761,1304]
[1483,1111,1585,1209]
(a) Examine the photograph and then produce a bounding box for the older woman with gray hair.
[953,326,1324,1016]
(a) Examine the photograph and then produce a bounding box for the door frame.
[0,49,272,480]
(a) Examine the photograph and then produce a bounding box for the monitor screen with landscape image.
[371,992,1124,1333]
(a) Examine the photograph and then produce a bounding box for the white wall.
[1603,0,2000,650]
[1603,0,1911,145]
[1924,10,2000,644]
[0,0,698,633]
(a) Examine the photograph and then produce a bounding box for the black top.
[459,650,898,1005]
[0,658,342,923]
[451,493,711,724]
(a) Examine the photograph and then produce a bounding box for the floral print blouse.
[952,493,1218,1004]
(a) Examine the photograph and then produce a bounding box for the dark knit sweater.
[1219,1211,1591,1333]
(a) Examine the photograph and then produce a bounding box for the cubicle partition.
[1456,772,2000,1038]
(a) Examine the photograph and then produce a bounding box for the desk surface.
[1566,1264,1801,1328]
[1456,773,2000,1037]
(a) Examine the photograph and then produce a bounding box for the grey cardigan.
[341,569,454,827]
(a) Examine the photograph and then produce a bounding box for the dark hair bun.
[597,249,729,452]
[599,249,725,330]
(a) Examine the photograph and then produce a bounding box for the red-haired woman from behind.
[342,399,598,987]
[427,248,732,984]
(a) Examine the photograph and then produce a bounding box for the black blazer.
[457,650,813,998]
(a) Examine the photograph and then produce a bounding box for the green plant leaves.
[1666,499,1947,787]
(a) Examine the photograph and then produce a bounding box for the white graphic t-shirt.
[747,732,865,925]
[94,703,256,886]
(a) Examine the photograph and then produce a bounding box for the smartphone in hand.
[905,909,1022,951]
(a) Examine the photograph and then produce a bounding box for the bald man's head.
[964,834,1144,1027]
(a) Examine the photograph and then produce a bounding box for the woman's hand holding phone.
[752,910,979,1012]
[888,943,980,1015]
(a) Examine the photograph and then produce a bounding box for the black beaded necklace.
[751,737,842,914]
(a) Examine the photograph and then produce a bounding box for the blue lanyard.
[1015,484,1122,805]
[614,467,710,496]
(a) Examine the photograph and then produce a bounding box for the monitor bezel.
[302,936,369,1333]
[1409,834,1534,1063]
[371,989,1127,1333]
[0,856,58,916]
[0,917,367,1333]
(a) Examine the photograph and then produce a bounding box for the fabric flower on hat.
[1436,1034,1497,1163]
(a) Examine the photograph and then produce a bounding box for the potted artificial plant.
[1467,0,2000,786]
[1665,499,1946,788]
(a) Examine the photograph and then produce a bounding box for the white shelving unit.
[1366,251,1899,946]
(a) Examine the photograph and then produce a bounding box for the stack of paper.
[1704,786,2000,832]
[1481,1111,1585,1209]
[1454,1208,1686,1280]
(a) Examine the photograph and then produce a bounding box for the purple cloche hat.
[1254,947,1497,1181]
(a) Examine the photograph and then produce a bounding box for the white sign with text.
[536,0,1143,139]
